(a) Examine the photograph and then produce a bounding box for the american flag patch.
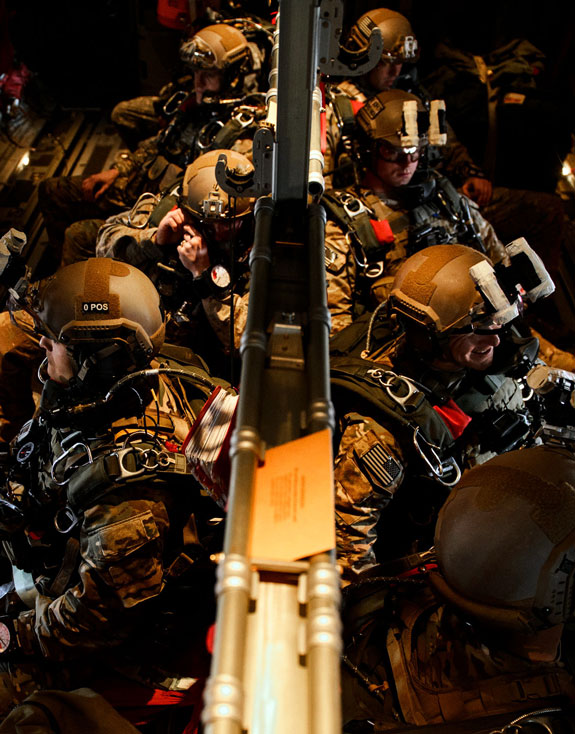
[358,443,403,491]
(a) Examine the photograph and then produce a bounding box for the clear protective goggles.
[180,37,217,71]
[378,141,422,164]
[7,284,58,343]
[448,308,517,337]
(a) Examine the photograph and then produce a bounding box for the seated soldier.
[111,15,272,149]
[38,23,265,271]
[323,87,506,334]
[324,7,487,199]
[341,443,575,731]
[0,258,230,726]
[330,242,558,579]
[324,87,575,361]
[326,7,570,328]
[96,148,255,379]
[0,150,254,442]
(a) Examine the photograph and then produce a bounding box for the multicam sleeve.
[111,135,160,177]
[95,200,162,270]
[467,197,506,263]
[201,290,250,351]
[21,497,171,660]
[325,219,358,335]
[334,412,405,583]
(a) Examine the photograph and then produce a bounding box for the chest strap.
[324,189,407,265]
[59,443,193,530]
[331,356,462,486]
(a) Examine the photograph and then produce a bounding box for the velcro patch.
[357,443,403,496]
[82,301,110,313]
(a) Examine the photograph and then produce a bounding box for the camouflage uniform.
[38,99,263,266]
[95,195,250,356]
[324,176,506,334]
[0,687,141,732]
[37,135,187,265]
[110,38,263,150]
[0,311,42,443]
[323,77,566,280]
[110,94,164,146]
[0,365,220,717]
[341,581,575,728]
[323,78,484,190]
[331,337,538,580]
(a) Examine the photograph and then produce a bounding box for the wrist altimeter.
[192,264,231,299]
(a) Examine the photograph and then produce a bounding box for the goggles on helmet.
[8,282,58,342]
[180,37,217,70]
[377,141,421,164]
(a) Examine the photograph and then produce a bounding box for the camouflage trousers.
[0,662,72,719]
[61,219,106,266]
[110,95,162,150]
[37,175,129,261]
[0,686,141,733]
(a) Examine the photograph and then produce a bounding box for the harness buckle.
[367,369,423,413]
[233,105,257,128]
[340,193,370,220]
[111,447,148,480]
[412,428,461,487]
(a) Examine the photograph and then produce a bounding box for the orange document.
[248,429,335,561]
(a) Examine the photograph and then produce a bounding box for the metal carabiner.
[54,505,79,534]
[365,261,385,279]
[367,369,422,412]
[51,443,94,487]
[346,232,369,270]
[197,119,225,151]
[412,428,461,487]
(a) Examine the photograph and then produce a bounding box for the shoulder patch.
[356,442,403,497]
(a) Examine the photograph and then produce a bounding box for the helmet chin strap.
[75,343,120,385]
[37,357,49,386]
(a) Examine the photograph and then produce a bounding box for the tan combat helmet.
[347,8,419,63]
[181,149,255,222]
[24,258,165,383]
[180,23,252,93]
[432,444,575,635]
[357,88,447,153]
[357,88,429,151]
[389,244,490,334]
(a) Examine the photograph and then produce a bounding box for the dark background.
[2,0,573,111]
[0,0,573,198]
